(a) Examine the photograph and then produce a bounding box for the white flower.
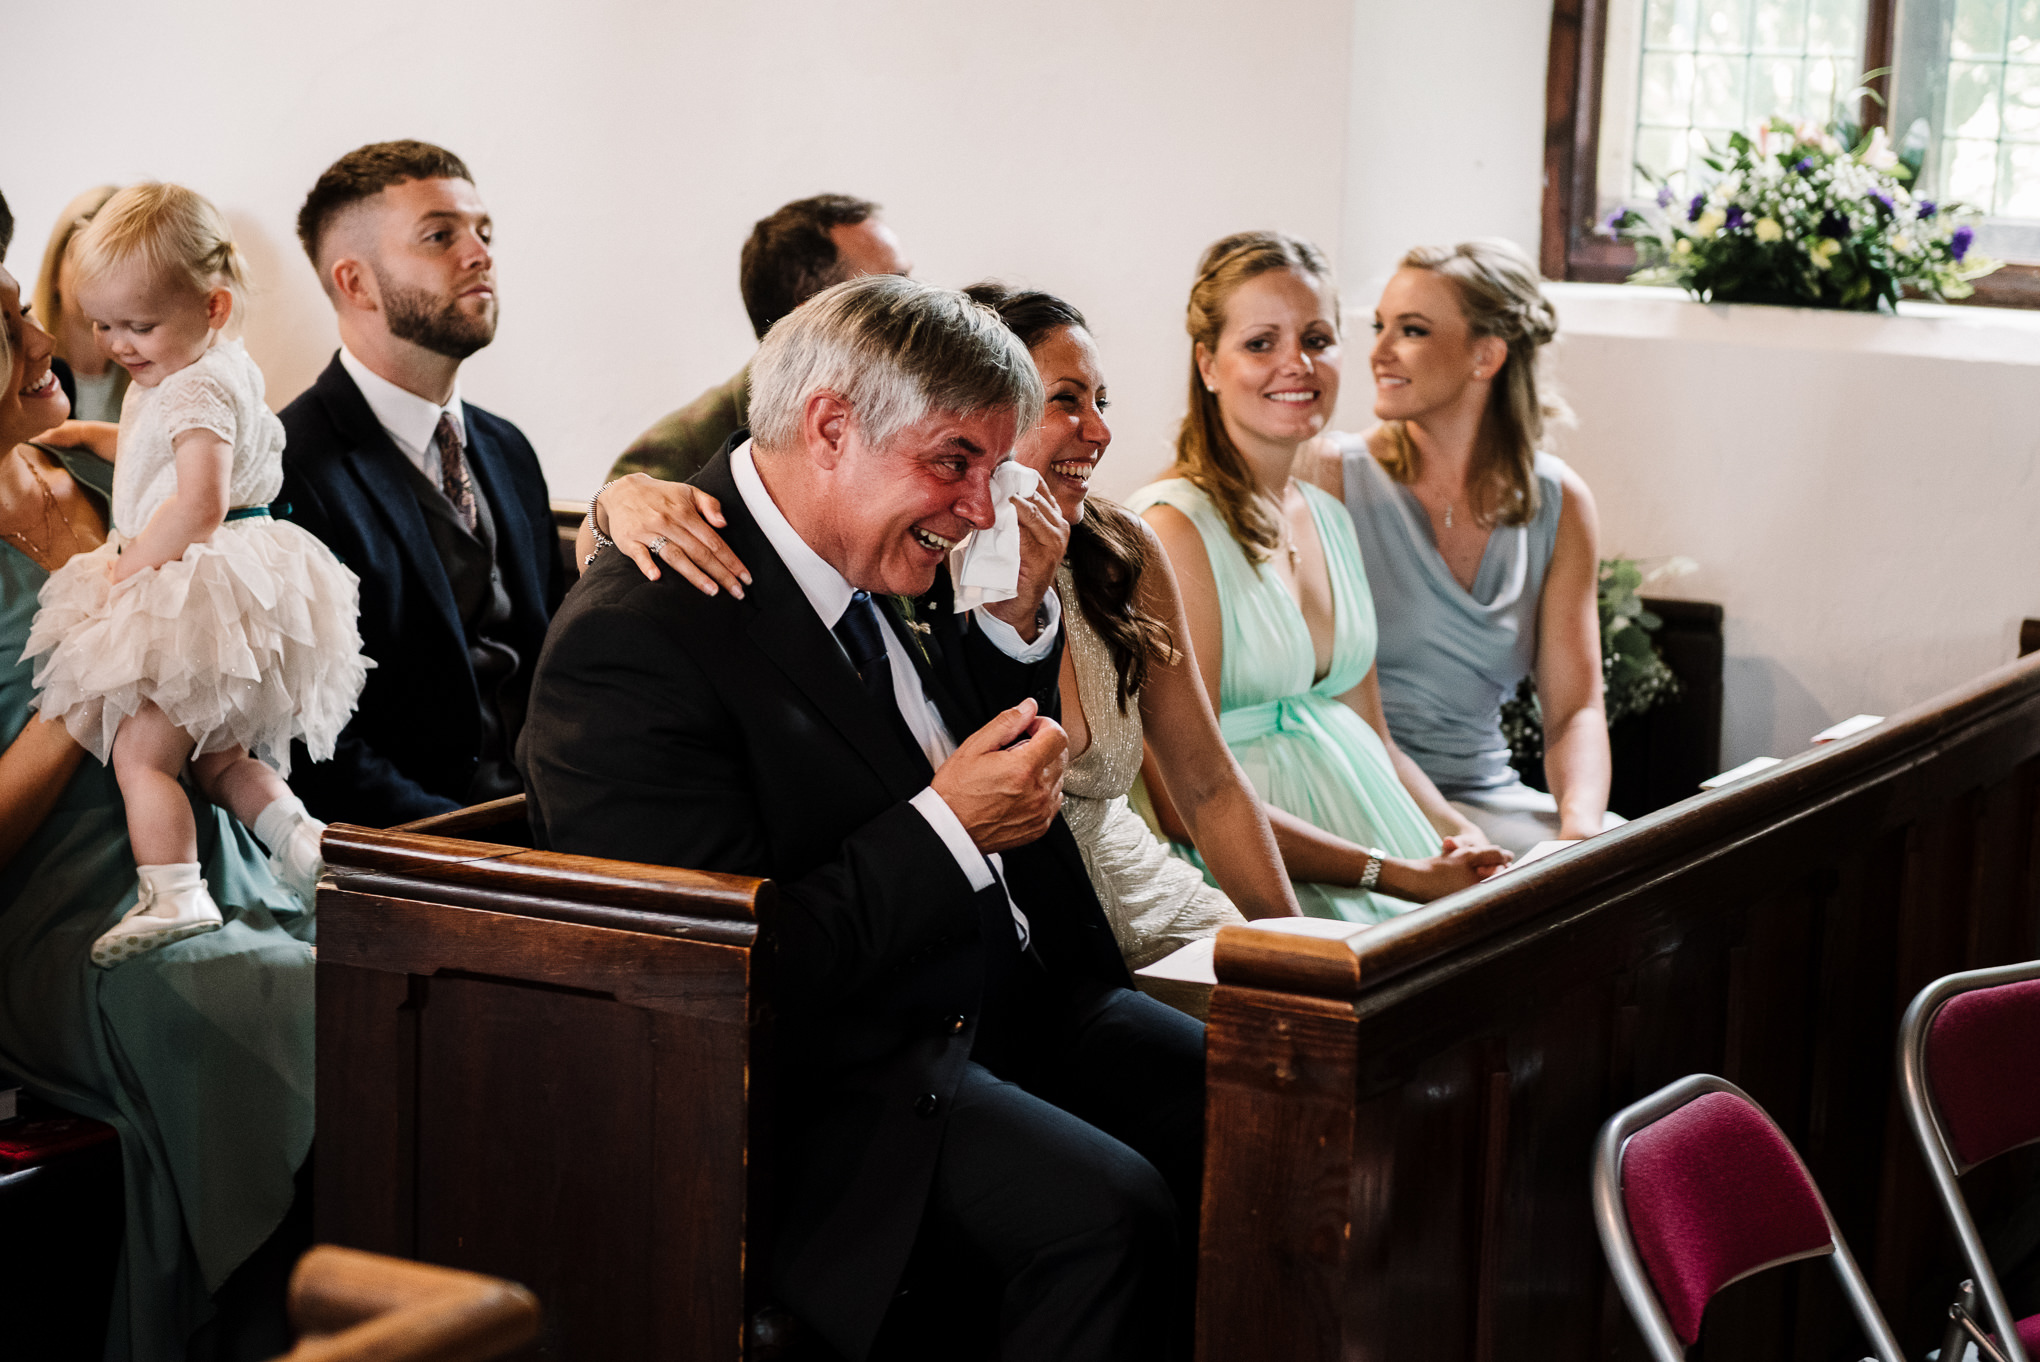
[1862,126,1899,172]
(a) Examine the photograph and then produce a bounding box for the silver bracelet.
[584,478,624,566]
[1358,847,1386,892]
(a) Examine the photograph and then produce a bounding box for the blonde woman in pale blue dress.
[1131,231,1510,922]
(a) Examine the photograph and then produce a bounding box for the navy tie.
[834,591,899,711]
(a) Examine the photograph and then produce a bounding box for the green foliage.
[1500,557,1682,774]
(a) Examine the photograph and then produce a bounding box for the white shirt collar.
[730,439,858,628]
[338,344,467,478]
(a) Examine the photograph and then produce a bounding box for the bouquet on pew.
[1604,113,1997,311]
[1502,557,1685,772]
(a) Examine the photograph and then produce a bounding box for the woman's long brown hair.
[964,282,1175,711]
[1175,231,1338,561]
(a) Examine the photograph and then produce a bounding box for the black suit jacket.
[277,354,565,826]
[520,449,1126,1358]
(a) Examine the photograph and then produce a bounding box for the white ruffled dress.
[22,338,369,776]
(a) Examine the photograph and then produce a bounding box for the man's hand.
[930,697,1068,853]
[982,483,1068,642]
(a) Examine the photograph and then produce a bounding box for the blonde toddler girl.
[24,183,370,965]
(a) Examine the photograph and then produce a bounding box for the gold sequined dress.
[1058,563,1245,991]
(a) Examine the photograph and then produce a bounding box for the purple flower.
[1952,224,1974,262]
[1794,157,1814,174]
[1725,205,1748,230]
[1871,191,1894,214]
[1687,193,1705,222]
[1603,207,1626,234]
[1918,199,1938,219]
[1819,210,1851,239]
[1657,186,1676,208]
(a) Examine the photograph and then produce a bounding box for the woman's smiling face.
[1013,325,1110,524]
[1368,265,1501,422]
[1197,266,1341,453]
[0,267,68,447]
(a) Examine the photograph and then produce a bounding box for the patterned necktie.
[434,411,476,534]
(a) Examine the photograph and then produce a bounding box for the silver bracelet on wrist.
[584,478,624,566]
[1359,847,1386,892]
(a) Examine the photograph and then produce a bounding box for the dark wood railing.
[1199,650,2040,1361]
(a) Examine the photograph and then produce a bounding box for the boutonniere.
[889,593,935,666]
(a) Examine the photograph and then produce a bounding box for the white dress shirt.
[339,345,467,480]
[731,441,1059,942]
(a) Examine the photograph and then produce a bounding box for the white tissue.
[951,462,1044,612]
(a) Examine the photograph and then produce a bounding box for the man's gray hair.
[748,274,1044,454]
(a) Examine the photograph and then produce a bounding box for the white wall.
[1547,285,2040,767]
[1338,0,1552,314]
[5,0,1366,506]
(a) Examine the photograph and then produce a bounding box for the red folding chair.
[1593,1074,1904,1362]
[1899,960,2040,1362]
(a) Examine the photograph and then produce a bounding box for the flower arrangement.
[1605,118,1997,311]
[1501,557,1688,774]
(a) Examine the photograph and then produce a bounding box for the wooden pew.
[1198,651,2040,1361]
[314,815,774,1360]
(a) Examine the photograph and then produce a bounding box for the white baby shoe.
[91,863,223,968]
[254,794,326,909]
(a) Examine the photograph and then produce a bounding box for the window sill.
[1544,280,2040,366]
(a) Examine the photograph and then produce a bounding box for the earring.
[1206,384,1217,394]
[1472,368,1484,380]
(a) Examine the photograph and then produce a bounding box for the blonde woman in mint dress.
[1132,232,1509,922]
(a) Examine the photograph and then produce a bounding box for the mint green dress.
[1128,478,1441,921]
[0,445,315,1362]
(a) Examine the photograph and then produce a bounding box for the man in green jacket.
[606,194,912,483]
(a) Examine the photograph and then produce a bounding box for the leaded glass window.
[1599,0,1869,205]
[1891,0,2040,247]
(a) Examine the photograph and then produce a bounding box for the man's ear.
[327,254,378,314]
[802,391,853,470]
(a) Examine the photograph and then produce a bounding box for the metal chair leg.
[1949,1282,2012,1362]
[1941,1282,1982,1362]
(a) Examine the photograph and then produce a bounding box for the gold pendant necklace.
[1,447,82,564]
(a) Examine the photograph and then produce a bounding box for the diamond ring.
[647,536,669,554]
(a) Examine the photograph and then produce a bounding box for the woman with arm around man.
[580,280,1307,1009]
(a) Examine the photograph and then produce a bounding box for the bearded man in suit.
[277,140,565,827]
[521,275,1202,1362]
